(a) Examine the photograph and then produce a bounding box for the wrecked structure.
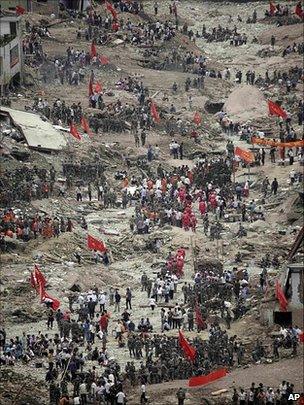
[0,107,68,151]
[0,13,23,95]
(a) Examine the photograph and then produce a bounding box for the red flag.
[269,0,276,16]
[178,330,196,362]
[34,264,46,288]
[30,272,36,289]
[81,116,92,138]
[195,304,206,330]
[99,55,109,65]
[193,111,202,126]
[268,100,287,119]
[234,146,255,164]
[295,2,304,18]
[39,279,46,302]
[94,81,103,93]
[275,280,288,312]
[69,123,82,141]
[41,291,61,311]
[88,77,94,96]
[150,101,160,123]
[87,234,107,253]
[16,5,26,15]
[299,332,304,343]
[90,42,97,58]
[105,1,118,20]
[189,368,227,387]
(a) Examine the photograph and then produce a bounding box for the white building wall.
[0,17,22,92]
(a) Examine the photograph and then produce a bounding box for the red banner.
[275,280,288,312]
[94,81,102,93]
[81,117,92,138]
[30,265,61,310]
[16,5,26,15]
[193,111,202,125]
[235,146,255,163]
[69,123,82,141]
[87,234,106,253]
[90,42,97,58]
[189,368,227,387]
[105,1,118,20]
[268,100,287,119]
[88,77,94,96]
[195,304,206,329]
[99,55,110,65]
[251,137,304,148]
[150,101,160,123]
[269,0,276,15]
[41,291,61,311]
[295,2,304,18]
[179,330,196,362]
[31,265,46,291]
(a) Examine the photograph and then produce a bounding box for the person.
[140,382,148,404]
[239,388,247,405]
[154,1,158,15]
[287,148,294,165]
[271,35,275,48]
[79,381,87,405]
[271,178,278,195]
[232,388,239,404]
[59,395,69,405]
[103,251,110,266]
[76,186,82,201]
[270,147,276,163]
[116,389,126,404]
[149,297,156,311]
[176,387,186,405]
[261,148,265,165]
[47,309,54,329]
[126,287,132,310]
[114,289,121,312]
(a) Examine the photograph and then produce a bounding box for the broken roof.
[0,107,68,152]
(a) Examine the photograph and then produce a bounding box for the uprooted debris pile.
[0,369,47,405]
[0,280,42,323]
[194,256,224,275]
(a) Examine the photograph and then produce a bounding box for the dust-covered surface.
[0,1,303,404]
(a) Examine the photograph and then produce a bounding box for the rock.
[211,389,228,396]
[223,85,268,121]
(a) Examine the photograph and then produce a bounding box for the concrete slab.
[0,107,68,152]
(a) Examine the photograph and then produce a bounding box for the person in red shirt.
[99,311,109,333]
[199,199,207,216]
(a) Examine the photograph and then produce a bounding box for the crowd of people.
[1,1,303,404]
[231,381,300,404]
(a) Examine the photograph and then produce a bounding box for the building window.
[10,22,17,36]
[10,45,19,68]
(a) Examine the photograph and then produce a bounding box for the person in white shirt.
[79,382,87,404]
[98,292,106,313]
[116,390,126,404]
[149,297,156,311]
[239,388,247,404]
[140,383,148,403]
